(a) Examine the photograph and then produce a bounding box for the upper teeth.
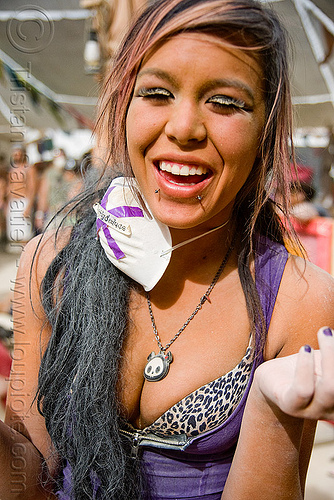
[159,161,208,176]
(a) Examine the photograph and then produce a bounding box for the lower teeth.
[169,180,196,186]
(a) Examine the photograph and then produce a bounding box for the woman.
[2,0,334,499]
[35,149,83,232]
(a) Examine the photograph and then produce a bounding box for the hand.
[255,327,334,420]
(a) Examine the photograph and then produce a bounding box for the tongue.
[160,170,206,184]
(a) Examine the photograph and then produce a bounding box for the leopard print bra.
[141,339,253,438]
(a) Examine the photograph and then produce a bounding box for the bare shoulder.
[285,254,334,309]
[265,254,334,359]
[20,227,71,268]
[18,228,72,287]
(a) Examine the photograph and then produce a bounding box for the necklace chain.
[146,241,234,353]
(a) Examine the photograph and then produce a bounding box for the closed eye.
[207,95,251,112]
[136,87,173,101]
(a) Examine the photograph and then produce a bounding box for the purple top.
[57,236,288,499]
[139,236,288,499]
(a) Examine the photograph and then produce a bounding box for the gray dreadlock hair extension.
[37,178,150,498]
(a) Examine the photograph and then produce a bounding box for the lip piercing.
[196,195,203,201]
[155,189,160,194]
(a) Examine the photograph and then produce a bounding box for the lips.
[157,161,210,186]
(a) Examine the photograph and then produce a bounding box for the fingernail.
[304,345,312,353]
[323,328,333,337]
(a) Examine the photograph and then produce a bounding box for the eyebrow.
[200,79,255,103]
[137,68,178,87]
[136,68,256,104]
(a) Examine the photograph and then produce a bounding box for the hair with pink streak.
[96,0,296,248]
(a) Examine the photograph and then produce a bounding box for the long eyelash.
[137,87,171,98]
[208,96,248,110]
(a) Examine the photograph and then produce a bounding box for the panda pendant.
[143,350,173,382]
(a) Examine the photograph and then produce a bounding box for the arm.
[1,233,65,499]
[222,376,308,500]
[0,420,55,500]
[222,332,334,500]
[222,257,334,500]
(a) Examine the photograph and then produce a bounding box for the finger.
[283,346,315,413]
[317,323,334,349]
[317,327,334,377]
[317,327,334,408]
[294,345,315,403]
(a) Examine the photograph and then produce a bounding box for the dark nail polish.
[304,345,312,353]
[323,328,333,337]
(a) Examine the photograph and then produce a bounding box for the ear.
[147,351,156,361]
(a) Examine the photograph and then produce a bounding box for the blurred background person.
[289,181,329,225]
[35,148,83,231]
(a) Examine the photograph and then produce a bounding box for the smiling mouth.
[157,161,210,186]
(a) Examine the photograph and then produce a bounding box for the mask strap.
[160,219,230,257]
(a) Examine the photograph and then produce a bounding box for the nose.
[164,100,207,145]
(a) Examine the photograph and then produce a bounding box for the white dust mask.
[94,177,230,291]
[94,177,172,291]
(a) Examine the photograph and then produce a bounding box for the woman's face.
[126,33,265,231]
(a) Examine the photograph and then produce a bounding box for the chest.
[118,274,251,428]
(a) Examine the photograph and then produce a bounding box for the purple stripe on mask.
[96,206,143,232]
[96,202,143,237]
[96,187,144,259]
[102,226,125,260]
[96,204,143,234]
[109,205,144,218]
[100,185,116,209]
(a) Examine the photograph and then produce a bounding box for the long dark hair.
[37,1,299,498]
